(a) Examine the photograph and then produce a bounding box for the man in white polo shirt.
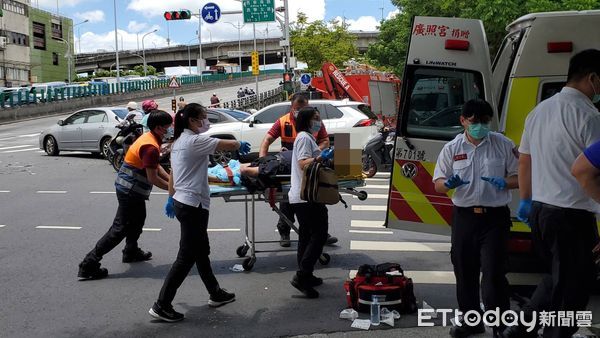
[504,49,600,338]
[433,99,519,338]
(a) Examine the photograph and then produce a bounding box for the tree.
[290,12,358,72]
[133,64,157,75]
[367,0,600,75]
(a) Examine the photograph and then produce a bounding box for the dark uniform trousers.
[158,201,219,306]
[292,202,328,278]
[451,205,511,315]
[524,201,598,338]
[83,190,146,265]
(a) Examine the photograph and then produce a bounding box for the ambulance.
[386,11,600,253]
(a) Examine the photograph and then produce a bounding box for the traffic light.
[164,10,192,20]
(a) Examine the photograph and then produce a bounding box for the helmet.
[141,99,158,113]
[126,101,137,110]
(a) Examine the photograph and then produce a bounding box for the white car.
[204,99,378,162]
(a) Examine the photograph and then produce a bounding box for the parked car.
[39,107,130,157]
[202,99,378,163]
[207,108,251,124]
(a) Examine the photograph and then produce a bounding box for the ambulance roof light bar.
[445,39,470,51]
[547,41,573,53]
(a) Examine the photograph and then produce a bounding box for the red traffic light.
[164,10,191,21]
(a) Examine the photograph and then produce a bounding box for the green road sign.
[242,0,275,23]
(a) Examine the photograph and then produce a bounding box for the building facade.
[0,0,31,87]
[29,7,73,83]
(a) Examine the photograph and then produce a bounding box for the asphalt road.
[0,81,599,337]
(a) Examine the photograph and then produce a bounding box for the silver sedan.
[39,107,130,157]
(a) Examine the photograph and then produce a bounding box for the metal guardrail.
[217,86,285,111]
[0,69,284,109]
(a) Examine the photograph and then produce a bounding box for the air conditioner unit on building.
[0,37,7,49]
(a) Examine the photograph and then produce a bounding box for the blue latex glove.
[444,174,470,189]
[517,199,532,227]
[164,196,175,219]
[481,176,507,190]
[321,147,334,160]
[239,141,251,155]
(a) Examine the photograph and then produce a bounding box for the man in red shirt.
[259,94,337,247]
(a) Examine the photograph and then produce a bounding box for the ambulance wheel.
[242,257,255,271]
[318,253,330,265]
[236,244,249,257]
[357,191,368,201]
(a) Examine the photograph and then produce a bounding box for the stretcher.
[209,177,368,271]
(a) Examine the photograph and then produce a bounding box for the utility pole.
[283,0,290,72]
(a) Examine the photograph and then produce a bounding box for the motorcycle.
[107,115,144,171]
[362,126,395,178]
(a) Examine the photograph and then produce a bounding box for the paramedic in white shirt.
[288,106,334,299]
[504,49,600,338]
[433,99,518,338]
[149,103,251,322]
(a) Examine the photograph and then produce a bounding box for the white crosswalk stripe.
[351,240,451,252]
[3,147,39,153]
[351,205,386,211]
[0,145,34,151]
[350,220,385,228]
[353,194,388,199]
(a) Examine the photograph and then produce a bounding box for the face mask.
[591,74,600,104]
[197,118,210,134]
[293,110,299,118]
[467,123,490,140]
[310,120,322,134]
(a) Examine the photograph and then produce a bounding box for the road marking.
[363,185,389,190]
[18,133,41,138]
[36,226,81,230]
[0,225,5,228]
[143,228,162,232]
[365,178,390,182]
[207,228,240,232]
[37,151,46,153]
[0,190,10,193]
[90,191,115,194]
[374,172,390,178]
[352,205,387,211]
[350,220,385,228]
[353,194,388,199]
[348,270,542,285]
[3,147,40,153]
[36,191,67,194]
[350,240,451,252]
[0,145,34,151]
[349,229,393,235]
[150,192,169,195]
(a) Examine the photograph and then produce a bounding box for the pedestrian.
[259,93,337,247]
[237,88,245,98]
[78,110,173,280]
[141,99,159,132]
[210,93,220,107]
[504,49,600,338]
[244,86,250,95]
[149,103,251,322]
[288,106,334,298]
[432,99,518,338]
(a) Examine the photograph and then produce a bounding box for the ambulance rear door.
[386,16,495,235]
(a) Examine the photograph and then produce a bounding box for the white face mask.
[197,118,210,134]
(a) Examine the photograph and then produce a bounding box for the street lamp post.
[113,0,120,85]
[56,37,71,83]
[141,29,158,77]
[73,19,88,56]
[224,21,244,79]
[186,37,198,75]
[215,43,226,64]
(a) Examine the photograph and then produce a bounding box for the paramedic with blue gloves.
[150,103,250,322]
[433,100,518,338]
[504,50,600,338]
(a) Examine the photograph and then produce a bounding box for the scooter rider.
[77,110,173,280]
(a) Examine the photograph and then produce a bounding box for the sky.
[31,0,399,54]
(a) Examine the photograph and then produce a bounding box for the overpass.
[75,31,379,74]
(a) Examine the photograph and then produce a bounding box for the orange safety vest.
[124,132,160,169]
[278,113,321,147]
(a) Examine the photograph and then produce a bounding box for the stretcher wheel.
[236,244,249,257]
[318,253,331,265]
[242,257,256,271]
[357,191,368,201]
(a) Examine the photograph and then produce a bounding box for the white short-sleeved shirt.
[433,131,519,207]
[171,129,220,210]
[519,87,600,212]
[288,131,321,204]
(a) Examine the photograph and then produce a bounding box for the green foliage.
[290,12,359,72]
[133,64,156,75]
[367,0,600,75]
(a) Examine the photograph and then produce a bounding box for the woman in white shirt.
[288,106,333,299]
[149,103,250,322]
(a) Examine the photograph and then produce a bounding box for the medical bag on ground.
[343,263,418,314]
[300,161,341,205]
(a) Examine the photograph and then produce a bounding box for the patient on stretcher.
[208,151,292,190]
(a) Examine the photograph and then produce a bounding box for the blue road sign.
[300,74,312,85]
[202,3,221,24]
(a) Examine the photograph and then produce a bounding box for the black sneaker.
[78,262,108,281]
[149,302,184,322]
[308,275,323,287]
[290,274,319,298]
[208,288,236,307]
[122,248,152,263]
[279,234,291,248]
[449,321,485,338]
[325,234,338,246]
